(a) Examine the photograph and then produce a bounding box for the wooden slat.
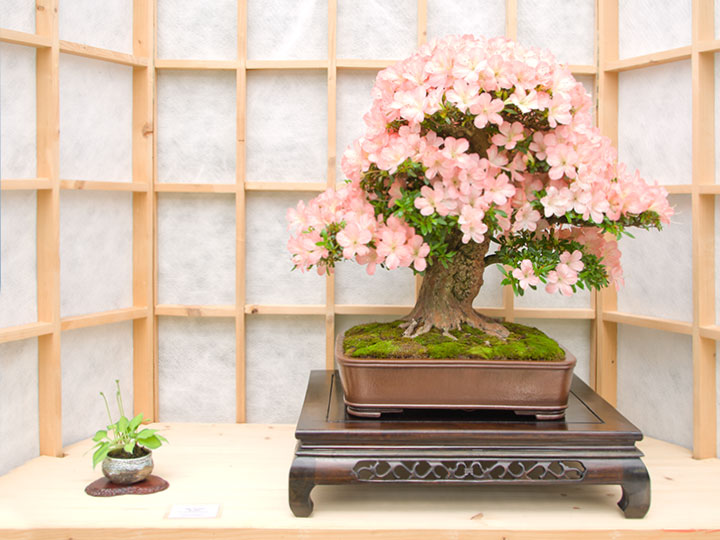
[246,59,328,70]
[697,38,720,53]
[596,0,619,405]
[132,0,156,422]
[237,0,249,423]
[699,184,720,194]
[512,308,596,320]
[336,59,396,69]
[155,305,236,318]
[568,65,597,75]
[151,0,160,420]
[59,40,148,67]
[155,59,237,70]
[505,0,518,41]
[605,45,692,72]
[0,28,51,48]
[699,325,720,340]
[0,322,54,345]
[36,0,62,458]
[1,178,52,190]
[245,304,326,316]
[60,307,148,332]
[663,184,694,193]
[244,181,326,192]
[602,311,693,335]
[59,180,148,191]
[690,0,717,459]
[417,0,427,46]
[155,182,237,193]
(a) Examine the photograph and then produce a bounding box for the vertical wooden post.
[35,0,62,456]
[325,0,338,369]
[132,0,156,419]
[690,0,717,458]
[414,0,428,301]
[596,0,619,404]
[236,0,248,422]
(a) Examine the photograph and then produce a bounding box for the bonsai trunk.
[402,235,509,339]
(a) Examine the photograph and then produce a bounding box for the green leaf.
[92,443,111,469]
[92,430,107,442]
[124,440,136,454]
[137,428,157,439]
[117,416,129,433]
[129,413,143,432]
[156,434,169,444]
[141,435,162,450]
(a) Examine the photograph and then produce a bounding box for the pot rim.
[104,448,152,462]
[336,332,576,369]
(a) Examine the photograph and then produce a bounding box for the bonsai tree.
[287,35,672,340]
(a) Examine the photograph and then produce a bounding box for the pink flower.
[511,203,541,232]
[376,227,412,270]
[559,250,584,273]
[469,92,504,129]
[445,80,482,113]
[546,144,578,180]
[540,186,572,218]
[547,98,572,127]
[414,184,457,216]
[512,259,540,290]
[483,173,516,206]
[409,235,430,271]
[545,263,578,296]
[336,223,372,260]
[458,205,488,244]
[491,121,525,150]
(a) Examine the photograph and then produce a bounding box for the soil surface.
[343,320,565,361]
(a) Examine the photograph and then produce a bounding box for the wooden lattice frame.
[0,0,717,459]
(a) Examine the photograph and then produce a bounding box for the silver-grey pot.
[102,450,153,485]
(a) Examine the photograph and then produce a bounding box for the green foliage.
[343,320,565,361]
[90,380,168,469]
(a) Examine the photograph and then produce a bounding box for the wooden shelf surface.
[0,423,718,539]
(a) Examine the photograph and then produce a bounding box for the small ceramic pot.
[102,450,153,485]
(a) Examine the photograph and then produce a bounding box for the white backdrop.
[0,0,717,475]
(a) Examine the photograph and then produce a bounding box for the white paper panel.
[157,0,237,60]
[515,281,591,309]
[575,74,595,124]
[427,0,505,41]
[617,195,692,322]
[246,315,325,423]
[337,0,416,60]
[157,71,236,184]
[517,0,595,65]
[60,191,133,317]
[59,54,132,182]
[516,319,591,384]
[0,338,38,476]
[59,0,132,53]
[618,61,692,185]
[247,0,327,60]
[61,322,133,447]
[473,262,504,308]
[619,0,691,59]
[336,70,379,180]
[717,344,720,458]
[0,44,36,179]
[246,71,327,182]
[617,326,693,450]
[246,192,325,305]
[157,194,235,305]
[716,54,720,184]
[0,191,37,327]
[335,265,415,306]
[158,317,235,422]
[0,0,34,33]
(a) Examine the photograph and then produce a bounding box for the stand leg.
[289,457,316,517]
[618,459,651,518]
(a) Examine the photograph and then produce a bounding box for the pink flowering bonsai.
[287,35,672,340]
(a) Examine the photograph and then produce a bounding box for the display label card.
[167,504,221,519]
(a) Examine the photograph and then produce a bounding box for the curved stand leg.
[618,459,651,518]
[289,457,316,517]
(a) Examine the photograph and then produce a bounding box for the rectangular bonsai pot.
[336,332,577,420]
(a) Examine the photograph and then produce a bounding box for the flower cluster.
[288,34,672,298]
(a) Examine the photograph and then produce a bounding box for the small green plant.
[91,380,168,468]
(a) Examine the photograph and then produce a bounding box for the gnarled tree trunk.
[402,235,509,339]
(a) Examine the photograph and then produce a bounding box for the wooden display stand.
[289,371,650,518]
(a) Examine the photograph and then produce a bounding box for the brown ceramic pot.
[336,332,576,420]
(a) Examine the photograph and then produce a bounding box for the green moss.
[342,320,565,361]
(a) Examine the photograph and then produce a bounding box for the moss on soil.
[343,320,565,361]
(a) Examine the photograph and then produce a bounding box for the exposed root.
[401,319,418,337]
[442,330,458,341]
[400,310,510,340]
[406,321,432,339]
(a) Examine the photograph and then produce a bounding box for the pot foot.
[346,405,403,418]
[514,409,566,421]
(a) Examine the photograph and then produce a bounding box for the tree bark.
[402,235,509,339]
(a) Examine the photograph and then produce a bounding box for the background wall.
[0,0,718,475]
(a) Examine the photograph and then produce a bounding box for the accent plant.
[287,35,672,340]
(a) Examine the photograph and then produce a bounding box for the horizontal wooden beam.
[602,310,693,335]
[698,185,720,194]
[60,307,149,332]
[0,322,54,345]
[513,308,596,319]
[334,304,413,316]
[59,40,148,67]
[245,304,326,315]
[60,180,149,192]
[0,28,51,48]
[568,65,597,75]
[244,181,327,192]
[663,184,694,194]
[155,59,237,70]
[697,39,720,53]
[699,325,720,341]
[246,59,328,70]
[605,46,692,73]
[1,178,52,190]
[336,58,395,69]
[155,304,236,317]
[154,183,236,193]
